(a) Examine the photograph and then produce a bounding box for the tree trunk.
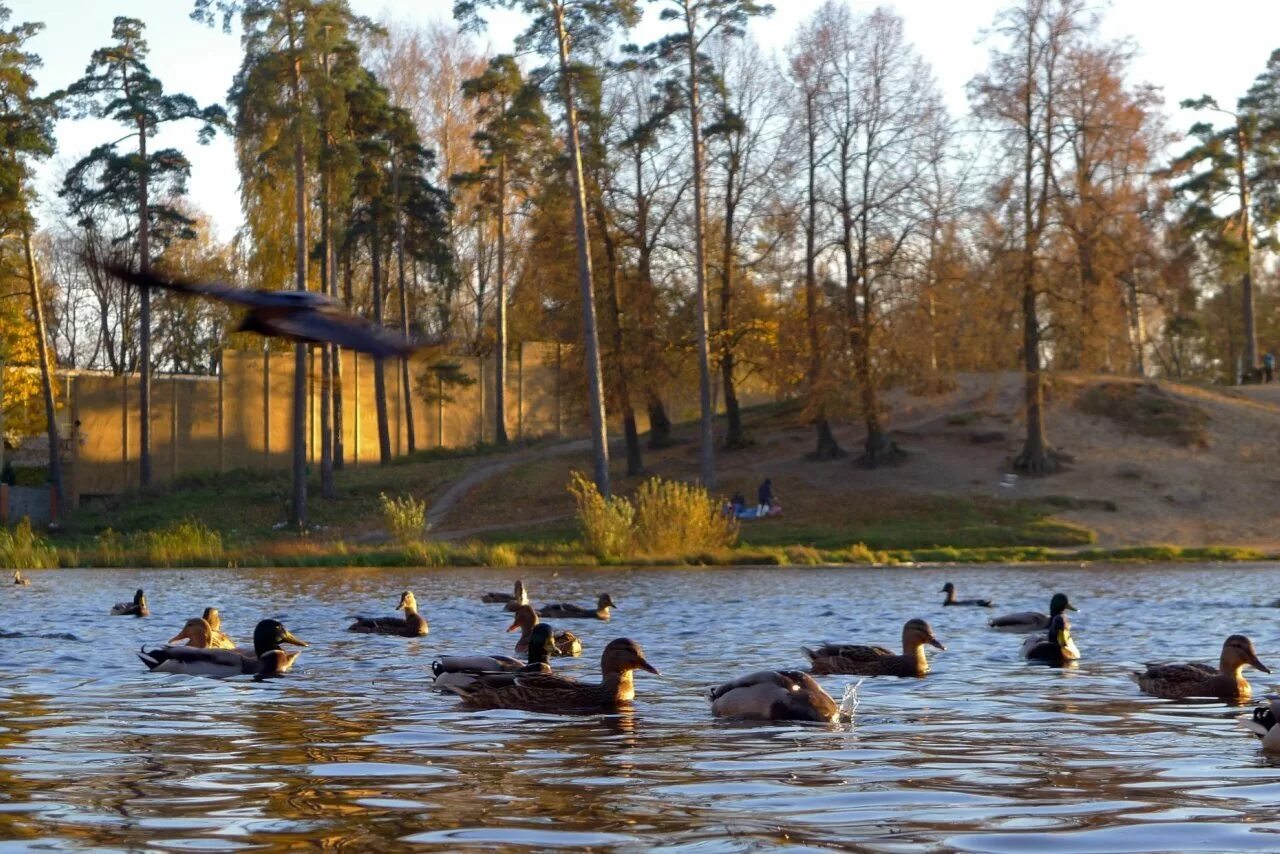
[286,9,308,527]
[137,120,152,488]
[719,156,746,450]
[23,226,63,512]
[646,392,673,449]
[685,2,716,488]
[319,150,335,498]
[1237,122,1258,375]
[633,148,673,451]
[493,154,509,445]
[393,162,416,453]
[333,249,348,470]
[371,217,392,465]
[553,3,610,496]
[803,89,842,461]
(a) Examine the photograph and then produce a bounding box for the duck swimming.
[508,604,583,657]
[139,619,308,678]
[444,637,659,714]
[941,582,993,608]
[111,589,149,617]
[541,593,615,621]
[348,591,428,637]
[168,617,239,651]
[1022,613,1079,666]
[202,607,236,648]
[804,618,945,677]
[13,570,29,586]
[1238,696,1280,751]
[989,592,1076,633]
[432,623,557,691]
[481,579,529,612]
[1133,634,1269,701]
[707,670,842,723]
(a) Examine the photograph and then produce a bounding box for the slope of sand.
[433,373,1280,550]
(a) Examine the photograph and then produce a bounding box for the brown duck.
[508,604,582,657]
[1133,635,1270,701]
[541,593,615,621]
[348,591,429,637]
[804,618,945,677]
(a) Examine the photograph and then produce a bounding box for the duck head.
[1049,592,1077,617]
[133,589,147,607]
[904,618,945,651]
[1047,613,1073,649]
[513,579,528,604]
[202,607,222,631]
[397,591,418,613]
[601,638,659,677]
[527,623,557,665]
[169,618,215,647]
[1222,634,1269,674]
[598,593,616,610]
[253,620,308,657]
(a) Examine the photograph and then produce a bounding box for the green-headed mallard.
[432,623,557,691]
[1239,696,1280,751]
[1022,613,1079,665]
[481,578,529,612]
[445,637,659,714]
[804,618,945,677]
[111,589,149,617]
[13,570,29,586]
[348,591,428,637]
[941,582,993,608]
[989,592,1076,633]
[541,593,615,621]
[168,617,239,651]
[707,670,842,723]
[508,604,583,657]
[1133,634,1269,701]
[138,619,308,678]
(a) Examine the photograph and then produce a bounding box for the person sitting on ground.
[757,478,773,516]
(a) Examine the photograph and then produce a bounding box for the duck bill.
[506,620,520,633]
[636,656,661,675]
[168,630,191,644]
[1066,603,1078,612]
[1251,654,1271,674]
[280,630,309,648]
[929,637,946,650]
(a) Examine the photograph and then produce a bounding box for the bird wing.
[1141,662,1215,680]
[818,644,893,662]
[260,309,425,359]
[105,262,334,310]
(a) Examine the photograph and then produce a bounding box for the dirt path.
[426,439,590,531]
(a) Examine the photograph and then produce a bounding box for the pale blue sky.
[12,0,1280,240]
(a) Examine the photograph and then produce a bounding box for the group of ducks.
[31,575,1273,741]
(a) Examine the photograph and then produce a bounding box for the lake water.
[3,564,1280,851]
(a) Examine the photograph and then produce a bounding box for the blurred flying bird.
[104,262,431,359]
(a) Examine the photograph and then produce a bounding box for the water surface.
[3,564,1280,851]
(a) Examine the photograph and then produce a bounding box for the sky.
[11,0,1280,242]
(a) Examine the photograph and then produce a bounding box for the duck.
[348,591,428,637]
[707,670,842,723]
[541,593,615,621]
[444,637,659,714]
[1133,634,1270,701]
[508,604,583,657]
[480,579,529,612]
[432,623,557,691]
[989,592,1076,633]
[1022,613,1079,665]
[138,619,308,678]
[13,570,30,586]
[941,582,993,608]
[202,607,236,648]
[167,617,240,651]
[804,618,945,677]
[1238,696,1280,751]
[110,589,150,617]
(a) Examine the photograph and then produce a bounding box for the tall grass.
[380,492,429,546]
[0,518,59,569]
[136,518,225,567]
[570,472,737,561]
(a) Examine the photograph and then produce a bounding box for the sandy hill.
[432,372,1280,550]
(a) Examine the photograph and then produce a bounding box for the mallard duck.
[168,617,239,651]
[1133,634,1269,701]
[348,591,428,637]
[1022,613,1079,665]
[480,579,529,612]
[110,589,150,617]
[432,623,557,691]
[707,670,841,722]
[541,593,615,620]
[508,604,583,657]
[804,618,945,677]
[989,592,1076,633]
[201,607,236,648]
[1238,696,1280,751]
[941,582,993,608]
[444,637,659,714]
[138,619,308,678]
[13,570,29,586]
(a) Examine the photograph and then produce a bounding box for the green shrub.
[486,544,520,568]
[632,477,737,557]
[0,517,59,568]
[135,518,224,567]
[569,472,635,560]
[379,492,429,546]
[784,545,825,565]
